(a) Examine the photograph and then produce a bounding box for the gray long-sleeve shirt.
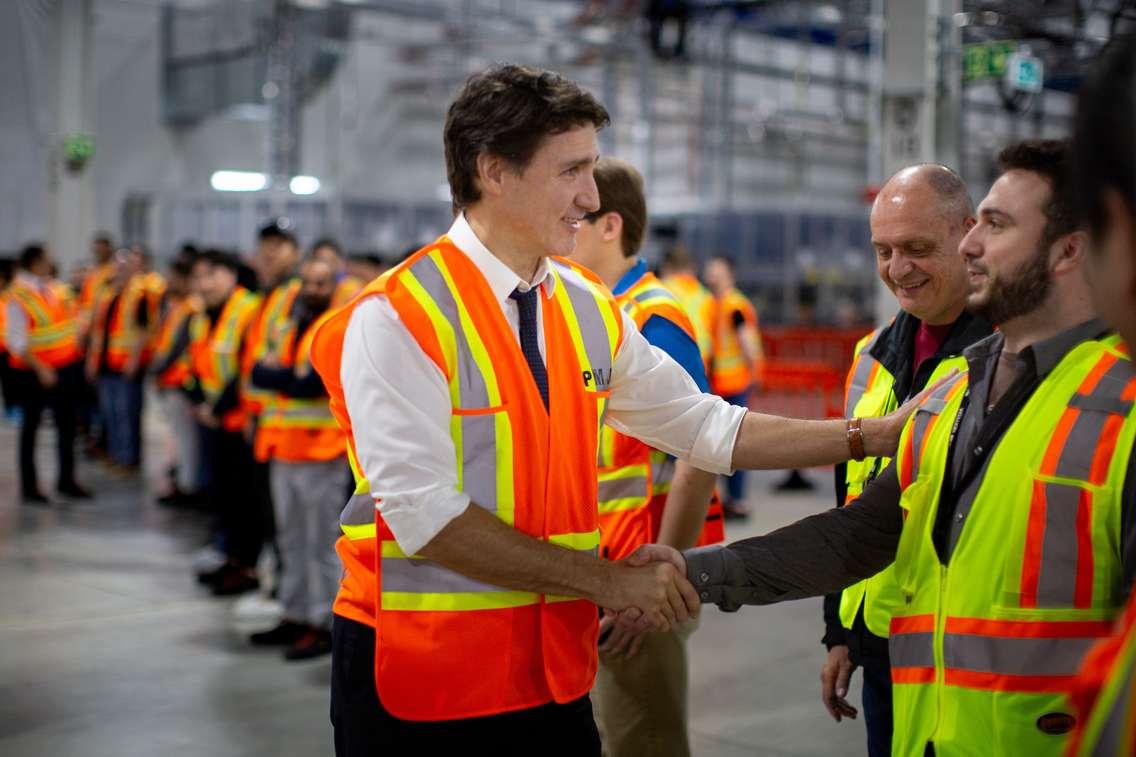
[687,319,1136,611]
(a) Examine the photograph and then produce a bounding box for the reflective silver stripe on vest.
[889,631,936,670]
[554,263,614,390]
[340,492,374,529]
[905,374,965,484]
[653,456,675,489]
[409,255,490,408]
[1093,651,1136,756]
[844,329,883,416]
[598,474,649,504]
[1054,358,1136,482]
[631,286,675,305]
[381,555,515,594]
[1034,481,1087,607]
[942,632,1100,678]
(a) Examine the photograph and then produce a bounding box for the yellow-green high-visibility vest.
[887,334,1136,757]
[838,326,969,637]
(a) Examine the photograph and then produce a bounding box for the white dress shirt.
[4,272,44,357]
[341,213,746,555]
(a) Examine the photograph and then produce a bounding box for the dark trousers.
[212,429,269,568]
[860,657,894,757]
[98,372,143,466]
[16,362,81,494]
[330,615,601,756]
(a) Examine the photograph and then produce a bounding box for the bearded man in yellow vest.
[667,138,1136,757]
[314,64,927,757]
[1064,34,1136,757]
[246,257,350,660]
[819,165,993,757]
[568,158,722,757]
[5,243,89,503]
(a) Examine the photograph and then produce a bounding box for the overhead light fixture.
[210,170,268,192]
[290,175,321,195]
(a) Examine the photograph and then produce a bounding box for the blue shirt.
[613,259,710,393]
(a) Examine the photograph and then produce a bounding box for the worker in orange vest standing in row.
[5,243,90,503]
[149,256,205,504]
[704,255,763,520]
[77,233,116,341]
[310,63,925,756]
[188,250,264,595]
[311,238,365,305]
[659,246,715,374]
[247,257,349,660]
[569,157,723,757]
[86,246,162,471]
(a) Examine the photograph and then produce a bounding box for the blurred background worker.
[85,246,161,472]
[1065,33,1136,757]
[5,244,89,503]
[818,164,992,757]
[658,246,714,374]
[77,233,116,339]
[247,257,349,661]
[188,250,264,596]
[149,253,204,505]
[683,139,1136,757]
[310,238,364,306]
[703,254,763,519]
[344,252,388,285]
[570,158,722,757]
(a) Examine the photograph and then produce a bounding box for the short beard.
[967,246,1051,326]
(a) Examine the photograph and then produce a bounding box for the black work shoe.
[721,501,750,521]
[249,621,307,647]
[57,482,93,500]
[284,629,333,661]
[211,570,260,597]
[22,490,50,506]
[774,470,815,492]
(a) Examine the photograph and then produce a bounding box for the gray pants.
[160,389,200,493]
[270,457,349,629]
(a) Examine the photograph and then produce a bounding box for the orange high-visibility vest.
[191,287,262,432]
[332,275,364,307]
[78,262,115,335]
[597,269,723,560]
[710,287,761,397]
[253,308,345,463]
[6,277,82,370]
[92,276,158,373]
[310,238,623,721]
[662,271,715,370]
[242,279,301,422]
[1066,588,1136,756]
[151,294,203,389]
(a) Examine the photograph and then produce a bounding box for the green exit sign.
[63,134,95,162]
[963,41,1018,83]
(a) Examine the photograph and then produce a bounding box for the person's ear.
[601,213,623,244]
[1051,230,1088,277]
[475,152,508,199]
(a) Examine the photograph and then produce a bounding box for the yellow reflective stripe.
[652,481,672,496]
[345,442,369,495]
[340,522,376,540]
[397,270,458,401]
[382,590,539,611]
[599,464,649,483]
[599,497,648,514]
[549,529,602,552]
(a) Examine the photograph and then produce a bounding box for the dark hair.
[20,243,47,270]
[1072,34,1136,241]
[588,158,647,257]
[997,139,1077,248]
[199,248,241,273]
[348,251,385,267]
[708,254,737,272]
[660,245,695,272]
[171,259,194,278]
[312,237,342,258]
[444,64,610,211]
[259,221,298,248]
[94,232,114,246]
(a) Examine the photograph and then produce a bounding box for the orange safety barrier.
[749,325,874,419]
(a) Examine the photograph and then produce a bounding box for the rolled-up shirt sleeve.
[605,311,746,474]
[341,296,471,556]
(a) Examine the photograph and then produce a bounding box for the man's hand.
[820,645,858,722]
[597,609,648,658]
[195,404,219,428]
[35,363,58,389]
[600,545,699,634]
[863,369,959,457]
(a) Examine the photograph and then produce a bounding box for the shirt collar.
[963,317,1111,377]
[446,212,557,304]
[613,258,647,296]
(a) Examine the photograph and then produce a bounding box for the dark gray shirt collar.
[963,317,1111,381]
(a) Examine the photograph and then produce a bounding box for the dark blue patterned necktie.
[509,287,549,410]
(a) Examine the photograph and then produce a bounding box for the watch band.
[846,417,866,461]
